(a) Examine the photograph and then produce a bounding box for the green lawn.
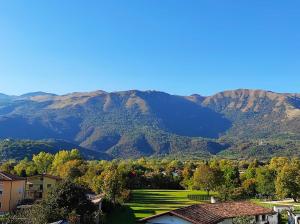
[106,189,215,224]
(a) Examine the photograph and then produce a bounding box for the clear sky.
[0,1,299,96]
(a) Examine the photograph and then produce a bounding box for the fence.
[187,194,210,202]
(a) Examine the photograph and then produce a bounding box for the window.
[47,184,52,188]
[0,202,2,208]
[0,190,2,195]
[262,215,266,221]
[40,185,43,190]
[255,216,259,222]
[29,184,33,188]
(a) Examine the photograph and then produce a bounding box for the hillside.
[0,89,300,159]
[0,139,110,161]
[203,89,300,139]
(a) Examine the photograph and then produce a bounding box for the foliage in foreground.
[8,181,96,224]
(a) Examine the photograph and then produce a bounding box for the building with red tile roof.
[139,201,278,224]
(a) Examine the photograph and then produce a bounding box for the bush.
[120,189,131,203]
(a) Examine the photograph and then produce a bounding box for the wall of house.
[143,213,278,224]
[218,219,232,224]
[0,181,12,213]
[42,177,58,198]
[26,176,43,200]
[145,214,192,224]
[26,176,60,200]
[255,214,278,224]
[10,180,26,211]
[217,214,278,224]
[266,214,278,224]
[0,180,25,213]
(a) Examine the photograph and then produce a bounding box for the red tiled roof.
[0,171,26,181]
[139,201,275,224]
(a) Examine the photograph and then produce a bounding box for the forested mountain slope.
[0,89,300,159]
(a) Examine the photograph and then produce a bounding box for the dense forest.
[2,138,300,161]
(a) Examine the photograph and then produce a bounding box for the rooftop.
[0,171,26,181]
[139,201,275,224]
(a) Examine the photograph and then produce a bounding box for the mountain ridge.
[1,88,300,159]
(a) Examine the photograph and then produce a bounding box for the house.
[139,201,278,224]
[26,174,61,200]
[0,171,26,213]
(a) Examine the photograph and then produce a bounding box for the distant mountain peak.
[0,93,10,98]
[20,91,57,97]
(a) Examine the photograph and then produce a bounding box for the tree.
[222,165,240,189]
[32,152,54,174]
[242,178,256,197]
[0,160,15,173]
[59,159,84,179]
[269,157,289,173]
[276,164,300,202]
[217,163,241,201]
[14,158,39,177]
[180,164,193,189]
[8,181,96,224]
[7,203,48,224]
[256,167,276,197]
[45,180,96,222]
[51,149,82,175]
[193,164,221,196]
[99,164,126,204]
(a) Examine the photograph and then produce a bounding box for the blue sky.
[0,0,299,96]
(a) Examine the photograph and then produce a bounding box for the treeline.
[2,150,300,202]
[3,150,300,223]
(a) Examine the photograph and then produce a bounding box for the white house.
[139,201,278,224]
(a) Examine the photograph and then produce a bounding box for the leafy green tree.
[14,157,38,176]
[276,164,300,202]
[193,164,221,196]
[8,181,96,223]
[242,178,256,197]
[32,152,54,174]
[51,149,81,175]
[256,167,275,197]
[59,159,85,179]
[222,165,240,189]
[99,164,126,204]
[269,157,289,173]
[45,180,96,223]
[0,160,15,173]
[14,157,30,176]
[217,163,241,200]
[180,164,193,189]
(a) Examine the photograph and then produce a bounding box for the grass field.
[106,189,216,224]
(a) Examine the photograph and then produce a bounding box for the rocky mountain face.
[0,89,300,159]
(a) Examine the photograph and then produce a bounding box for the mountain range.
[1,89,300,160]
